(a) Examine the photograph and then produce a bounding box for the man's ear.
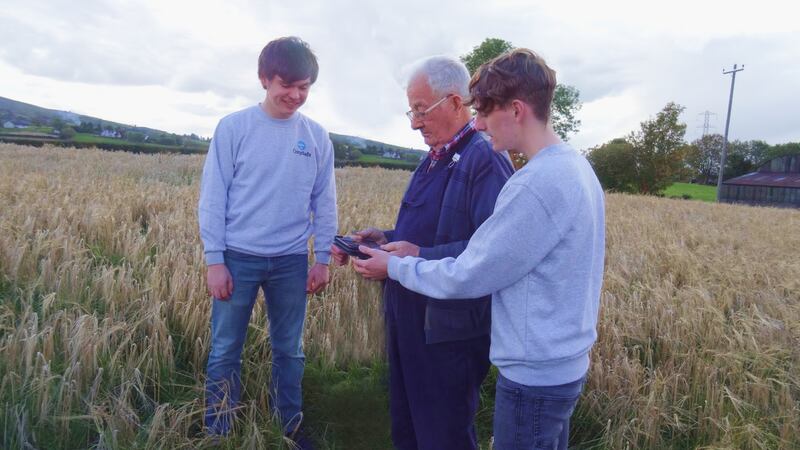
[259,75,270,90]
[450,94,464,111]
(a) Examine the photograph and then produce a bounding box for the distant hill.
[0,96,425,164]
[0,96,137,133]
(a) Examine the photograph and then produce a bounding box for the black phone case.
[333,235,380,259]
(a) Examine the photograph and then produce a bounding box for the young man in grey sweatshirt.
[198,37,337,445]
[355,49,605,449]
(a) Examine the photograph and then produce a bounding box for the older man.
[332,56,513,450]
[357,49,605,450]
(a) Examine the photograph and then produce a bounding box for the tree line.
[461,38,800,193]
[48,117,210,147]
[586,102,800,194]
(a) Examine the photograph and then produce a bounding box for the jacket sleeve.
[388,183,562,300]
[198,121,234,266]
[310,135,338,264]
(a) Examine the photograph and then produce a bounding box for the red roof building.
[720,154,800,207]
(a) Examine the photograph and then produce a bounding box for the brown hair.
[467,49,556,122]
[258,36,319,84]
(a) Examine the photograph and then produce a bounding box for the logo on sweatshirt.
[293,140,311,157]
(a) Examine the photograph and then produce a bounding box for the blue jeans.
[492,373,585,450]
[204,250,308,435]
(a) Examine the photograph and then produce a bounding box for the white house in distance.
[100,129,122,138]
[3,120,28,129]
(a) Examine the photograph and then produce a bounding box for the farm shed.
[719,154,800,207]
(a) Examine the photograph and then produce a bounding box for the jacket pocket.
[441,173,468,213]
[425,304,474,331]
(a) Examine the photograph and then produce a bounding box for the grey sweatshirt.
[388,143,605,386]
[198,105,337,265]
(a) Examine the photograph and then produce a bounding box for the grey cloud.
[0,2,179,86]
[0,1,256,101]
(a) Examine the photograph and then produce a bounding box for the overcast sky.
[1,0,798,151]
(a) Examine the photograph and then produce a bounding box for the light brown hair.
[467,49,557,122]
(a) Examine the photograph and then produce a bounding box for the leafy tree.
[765,141,800,162]
[127,131,145,143]
[76,121,97,133]
[552,84,582,141]
[461,38,514,75]
[743,140,771,165]
[403,152,421,162]
[627,102,688,194]
[59,126,76,140]
[687,133,723,184]
[724,150,753,179]
[460,38,582,142]
[51,117,65,132]
[586,138,637,192]
[156,133,180,146]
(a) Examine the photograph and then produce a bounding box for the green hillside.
[1,96,423,167]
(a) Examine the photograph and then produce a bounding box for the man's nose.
[410,116,424,131]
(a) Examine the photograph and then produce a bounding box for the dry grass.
[0,143,798,449]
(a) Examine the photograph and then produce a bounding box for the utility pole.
[716,64,744,202]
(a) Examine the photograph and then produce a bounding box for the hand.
[307,263,330,294]
[381,240,419,258]
[352,246,391,281]
[354,227,388,245]
[330,243,350,266]
[207,264,233,301]
[331,227,387,267]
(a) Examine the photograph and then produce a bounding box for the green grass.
[303,362,392,449]
[662,182,717,202]
[72,133,133,145]
[0,126,55,134]
[0,133,209,154]
[357,154,418,167]
[302,361,497,449]
[71,133,203,147]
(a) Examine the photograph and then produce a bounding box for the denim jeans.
[204,250,308,435]
[492,373,585,450]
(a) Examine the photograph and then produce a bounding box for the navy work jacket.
[384,130,514,344]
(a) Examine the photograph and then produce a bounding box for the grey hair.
[406,56,471,98]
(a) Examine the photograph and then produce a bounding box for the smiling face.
[406,75,460,149]
[261,75,311,119]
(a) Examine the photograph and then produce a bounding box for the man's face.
[261,75,311,119]
[474,104,517,152]
[406,76,457,149]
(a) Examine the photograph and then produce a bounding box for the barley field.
[0,143,798,449]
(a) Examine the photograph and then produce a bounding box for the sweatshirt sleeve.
[419,151,513,260]
[388,183,563,299]
[310,134,338,264]
[198,121,234,266]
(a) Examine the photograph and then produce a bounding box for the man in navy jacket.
[332,56,513,450]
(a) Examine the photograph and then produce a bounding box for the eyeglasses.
[405,94,453,121]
